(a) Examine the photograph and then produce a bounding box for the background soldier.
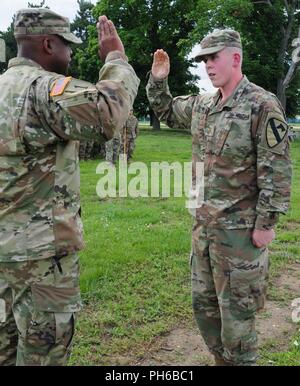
[147,29,291,366]
[79,140,95,161]
[105,134,121,164]
[0,8,139,366]
[120,109,139,161]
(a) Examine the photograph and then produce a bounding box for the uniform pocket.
[31,284,82,313]
[229,252,268,318]
[28,284,82,348]
[214,126,231,156]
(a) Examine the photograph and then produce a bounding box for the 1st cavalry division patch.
[266,117,288,148]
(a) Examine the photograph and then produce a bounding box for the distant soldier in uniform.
[120,109,139,161]
[92,141,106,160]
[79,140,95,161]
[0,8,139,366]
[105,133,121,164]
[147,29,291,366]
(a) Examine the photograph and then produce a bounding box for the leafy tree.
[185,0,300,116]
[69,0,96,79]
[76,0,199,129]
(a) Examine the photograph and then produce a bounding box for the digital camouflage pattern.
[0,54,139,263]
[14,8,82,44]
[120,114,139,160]
[147,73,291,365]
[147,74,291,230]
[105,134,121,164]
[195,29,242,62]
[0,7,139,366]
[191,224,268,365]
[0,253,81,365]
[79,140,95,160]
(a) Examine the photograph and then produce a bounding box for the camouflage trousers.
[105,136,120,164]
[120,138,136,161]
[79,140,94,160]
[0,253,82,366]
[191,223,269,366]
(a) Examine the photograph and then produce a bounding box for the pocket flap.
[31,284,82,313]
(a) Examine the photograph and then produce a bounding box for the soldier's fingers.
[107,20,117,36]
[99,15,110,36]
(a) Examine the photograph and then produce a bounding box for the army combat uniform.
[146,43,291,364]
[120,113,139,161]
[105,134,121,164]
[79,140,95,161]
[0,8,139,366]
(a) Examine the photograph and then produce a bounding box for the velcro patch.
[50,76,72,97]
[266,117,288,148]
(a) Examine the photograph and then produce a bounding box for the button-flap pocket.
[31,284,82,313]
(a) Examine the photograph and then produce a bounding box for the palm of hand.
[152,50,170,80]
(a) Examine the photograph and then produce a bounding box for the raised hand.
[97,15,125,62]
[151,49,170,80]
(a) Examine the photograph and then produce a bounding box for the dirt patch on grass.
[122,262,300,366]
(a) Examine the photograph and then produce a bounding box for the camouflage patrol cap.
[14,8,82,44]
[194,29,242,62]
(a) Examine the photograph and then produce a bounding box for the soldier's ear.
[232,52,241,68]
[42,37,54,55]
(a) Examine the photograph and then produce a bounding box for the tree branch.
[283,25,300,90]
[284,0,289,11]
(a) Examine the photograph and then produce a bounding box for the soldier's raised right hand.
[97,15,125,62]
[151,49,170,80]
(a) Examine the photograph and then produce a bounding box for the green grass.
[69,132,300,366]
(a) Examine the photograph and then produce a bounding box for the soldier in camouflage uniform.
[79,140,95,161]
[120,109,139,161]
[0,8,139,366]
[105,134,121,164]
[147,29,291,366]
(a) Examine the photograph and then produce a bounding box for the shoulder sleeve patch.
[266,116,288,148]
[50,76,72,97]
[258,111,289,155]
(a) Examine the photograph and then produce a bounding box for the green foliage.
[69,0,97,79]
[76,0,199,117]
[185,0,300,116]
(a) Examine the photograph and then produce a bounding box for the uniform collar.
[211,75,249,112]
[8,57,44,70]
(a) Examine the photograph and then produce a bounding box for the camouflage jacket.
[0,52,139,262]
[146,75,292,230]
[122,115,139,140]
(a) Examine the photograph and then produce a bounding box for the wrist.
[105,50,128,63]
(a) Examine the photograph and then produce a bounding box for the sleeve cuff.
[255,213,279,230]
[149,73,168,88]
[105,50,128,63]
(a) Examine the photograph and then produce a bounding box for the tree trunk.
[276,1,297,109]
[150,110,161,131]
